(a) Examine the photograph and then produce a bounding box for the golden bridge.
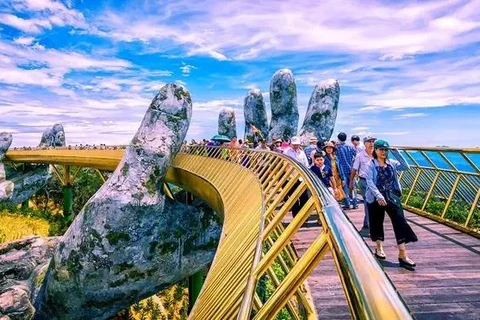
[4,146,480,319]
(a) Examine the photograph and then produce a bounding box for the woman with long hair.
[365,139,418,269]
[323,141,346,202]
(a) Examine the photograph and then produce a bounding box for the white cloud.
[351,127,369,131]
[392,113,428,120]
[194,99,243,112]
[13,37,36,46]
[0,14,51,33]
[87,0,480,60]
[179,62,197,76]
[376,131,411,136]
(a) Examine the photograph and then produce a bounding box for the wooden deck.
[292,204,480,320]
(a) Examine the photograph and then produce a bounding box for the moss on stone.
[149,241,158,254]
[106,232,131,246]
[287,82,297,98]
[144,177,156,195]
[174,86,192,104]
[128,269,145,280]
[34,270,47,287]
[115,262,134,274]
[121,163,129,176]
[183,233,219,255]
[66,251,83,275]
[156,241,178,255]
[109,276,129,288]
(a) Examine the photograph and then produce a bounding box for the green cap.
[374,139,390,149]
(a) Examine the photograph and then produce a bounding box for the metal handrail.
[5,146,414,319]
[395,146,480,237]
[183,146,413,320]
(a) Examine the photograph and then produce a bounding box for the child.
[310,152,338,196]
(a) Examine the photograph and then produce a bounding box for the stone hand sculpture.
[39,124,65,148]
[244,89,268,142]
[298,79,340,144]
[0,122,67,206]
[31,84,221,319]
[241,70,340,144]
[268,69,299,142]
[218,107,237,139]
[0,133,13,181]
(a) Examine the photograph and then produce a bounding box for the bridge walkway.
[292,205,480,320]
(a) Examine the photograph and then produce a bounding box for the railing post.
[188,270,204,312]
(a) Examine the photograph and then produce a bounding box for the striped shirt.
[335,142,357,181]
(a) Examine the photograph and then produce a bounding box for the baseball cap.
[351,135,360,141]
[363,135,376,143]
[374,139,390,149]
[290,136,301,145]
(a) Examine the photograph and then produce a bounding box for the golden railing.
[395,146,480,237]
[181,146,412,320]
[4,147,413,319]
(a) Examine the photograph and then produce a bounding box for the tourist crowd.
[187,132,417,269]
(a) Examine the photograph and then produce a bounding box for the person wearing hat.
[303,136,318,166]
[271,138,283,153]
[283,136,309,167]
[283,136,309,218]
[323,141,346,202]
[349,136,376,230]
[365,139,418,269]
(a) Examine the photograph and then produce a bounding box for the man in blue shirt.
[336,132,357,209]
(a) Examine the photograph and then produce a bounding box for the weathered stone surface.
[244,89,268,141]
[298,79,340,144]
[0,236,61,320]
[33,84,221,320]
[0,127,55,206]
[0,133,13,181]
[0,168,51,205]
[39,124,65,148]
[268,69,299,142]
[218,107,237,139]
[0,133,12,161]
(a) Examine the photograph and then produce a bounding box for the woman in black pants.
[365,139,418,269]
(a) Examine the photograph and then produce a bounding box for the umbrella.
[211,134,231,142]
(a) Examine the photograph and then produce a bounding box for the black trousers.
[367,193,418,245]
[285,180,309,218]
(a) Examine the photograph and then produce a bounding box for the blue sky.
[0,0,479,148]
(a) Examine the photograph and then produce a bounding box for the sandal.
[374,248,386,260]
[398,257,416,268]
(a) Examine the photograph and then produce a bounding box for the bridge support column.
[63,185,73,221]
[188,270,204,312]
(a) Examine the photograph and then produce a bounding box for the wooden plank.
[290,204,480,319]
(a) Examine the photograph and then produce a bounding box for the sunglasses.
[377,148,389,151]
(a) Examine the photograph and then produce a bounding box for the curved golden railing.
[4,147,413,319]
[395,146,480,237]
